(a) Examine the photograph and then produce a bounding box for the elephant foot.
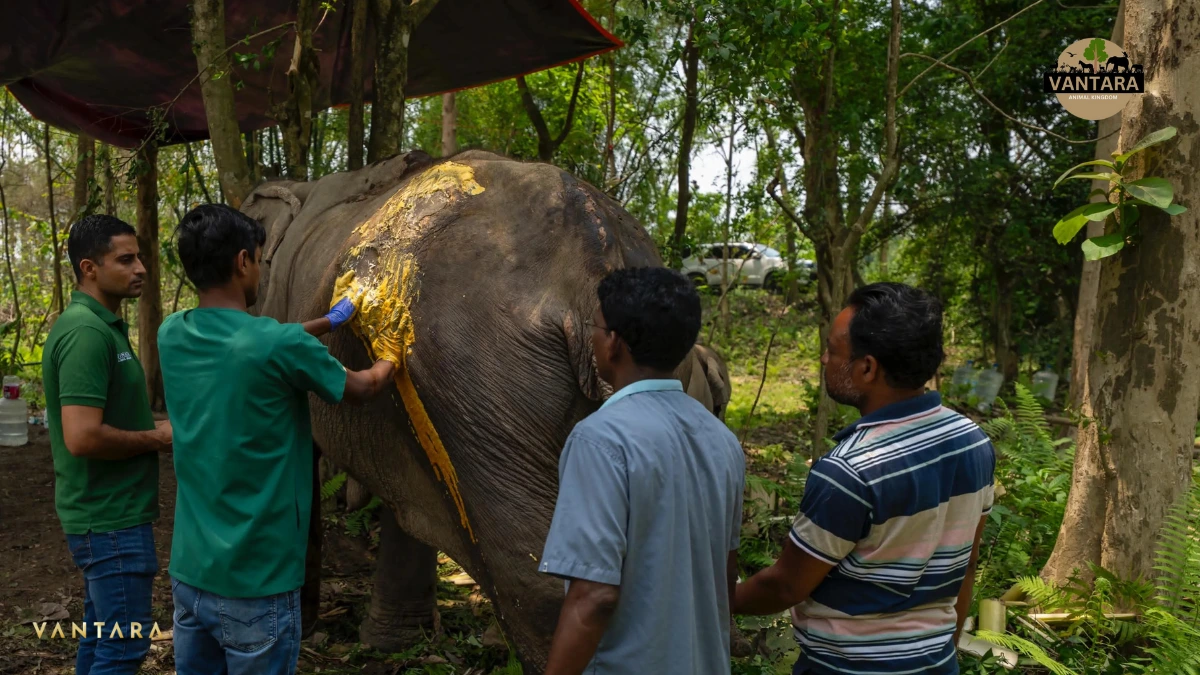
[358,607,440,653]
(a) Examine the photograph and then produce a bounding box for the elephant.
[241,149,736,670]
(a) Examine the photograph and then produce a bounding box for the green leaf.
[1063,172,1121,184]
[1162,203,1188,216]
[1114,127,1177,163]
[1082,234,1126,260]
[1053,160,1119,188]
[1124,177,1174,208]
[1053,203,1116,244]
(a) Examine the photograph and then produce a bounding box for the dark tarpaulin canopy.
[0,0,621,148]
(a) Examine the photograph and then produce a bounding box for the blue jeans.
[171,577,301,675]
[65,523,158,675]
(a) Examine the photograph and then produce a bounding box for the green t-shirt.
[159,309,347,598]
[42,291,159,535]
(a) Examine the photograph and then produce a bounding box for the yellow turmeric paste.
[330,162,485,541]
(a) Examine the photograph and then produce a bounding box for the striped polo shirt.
[790,392,995,675]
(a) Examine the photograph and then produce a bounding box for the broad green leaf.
[1082,234,1126,261]
[1124,177,1174,208]
[1162,203,1187,216]
[1114,127,1177,163]
[1053,160,1119,188]
[1053,203,1114,244]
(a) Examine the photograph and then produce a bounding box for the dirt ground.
[0,427,510,675]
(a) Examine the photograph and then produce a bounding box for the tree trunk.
[600,0,617,186]
[517,62,586,162]
[101,144,117,216]
[670,20,699,264]
[347,0,368,170]
[441,92,457,157]
[43,124,64,323]
[368,0,441,163]
[0,167,22,365]
[135,145,164,411]
[719,109,735,339]
[73,135,96,221]
[279,0,317,181]
[245,131,263,184]
[191,0,253,207]
[1042,0,1199,585]
[1069,3,1125,412]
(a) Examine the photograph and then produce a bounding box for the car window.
[758,246,782,258]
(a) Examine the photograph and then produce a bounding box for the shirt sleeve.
[274,325,347,404]
[729,445,746,551]
[54,327,114,408]
[539,434,628,586]
[790,456,873,565]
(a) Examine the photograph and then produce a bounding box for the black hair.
[176,204,267,290]
[67,214,137,281]
[597,267,701,372]
[845,282,945,390]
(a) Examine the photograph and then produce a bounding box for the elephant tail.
[563,309,608,403]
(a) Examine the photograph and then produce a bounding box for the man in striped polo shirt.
[734,282,995,674]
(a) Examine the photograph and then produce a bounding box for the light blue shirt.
[540,380,745,675]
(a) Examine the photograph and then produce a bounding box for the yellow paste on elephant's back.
[330,162,485,542]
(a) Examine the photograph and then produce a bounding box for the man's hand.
[544,579,621,675]
[153,420,173,451]
[324,297,358,331]
[733,538,835,616]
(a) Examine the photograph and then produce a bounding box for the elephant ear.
[697,345,732,420]
[564,309,606,402]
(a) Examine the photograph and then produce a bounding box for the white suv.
[680,242,813,291]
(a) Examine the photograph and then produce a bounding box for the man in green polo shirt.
[159,204,396,675]
[42,214,173,675]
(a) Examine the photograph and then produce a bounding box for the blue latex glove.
[325,297,358,330]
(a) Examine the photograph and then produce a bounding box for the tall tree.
[43,124,65,321]
[191,0,254,207]
[670,18,701,263]
[761,0,901,452]
[1069,4,1124,411]
[136,144,164,409]
[516,62,586,162]
[1042,0,1200,584]
[367,0,442,163]
[348,0,369,170]
[440,93,457,157]
[277,0,319,180]
[73,135,96,221]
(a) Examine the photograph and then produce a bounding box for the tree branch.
[899,0,1048,98]
[552,61,587,147]
[767,177,815,241]
[903,53,1114,144]
[848,0,901,242]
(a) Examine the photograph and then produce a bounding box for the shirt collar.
[600,379,684,410]
[70,290,125,329]
[832,391,942,441]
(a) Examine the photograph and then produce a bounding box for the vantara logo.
[32,620,167,640]
[1043,38,1144,120]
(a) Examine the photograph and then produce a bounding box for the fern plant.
[320,471,348,501]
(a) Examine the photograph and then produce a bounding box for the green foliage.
[1053,127,1186,261]
[976,630,1080,675]
[345,496,381,538]
[976,384,1074,601]
[320,471,348,501]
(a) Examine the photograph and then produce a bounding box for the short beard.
[824,359,867,409]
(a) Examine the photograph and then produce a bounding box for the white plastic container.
[951,360,978,390]
[0,376,28,447]
[1032,368,1060,404]
[973,364,1004,413]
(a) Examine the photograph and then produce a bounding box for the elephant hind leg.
[358,508,440,652]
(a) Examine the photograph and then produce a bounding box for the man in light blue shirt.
[539,267,745,675]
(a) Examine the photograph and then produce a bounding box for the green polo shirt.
[42,291,159,535]
[159,309,347,598]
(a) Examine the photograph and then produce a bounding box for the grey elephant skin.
[242,149,733,671]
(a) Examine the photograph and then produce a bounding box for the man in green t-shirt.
[159,204,396,675]
[42,214,174,675]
